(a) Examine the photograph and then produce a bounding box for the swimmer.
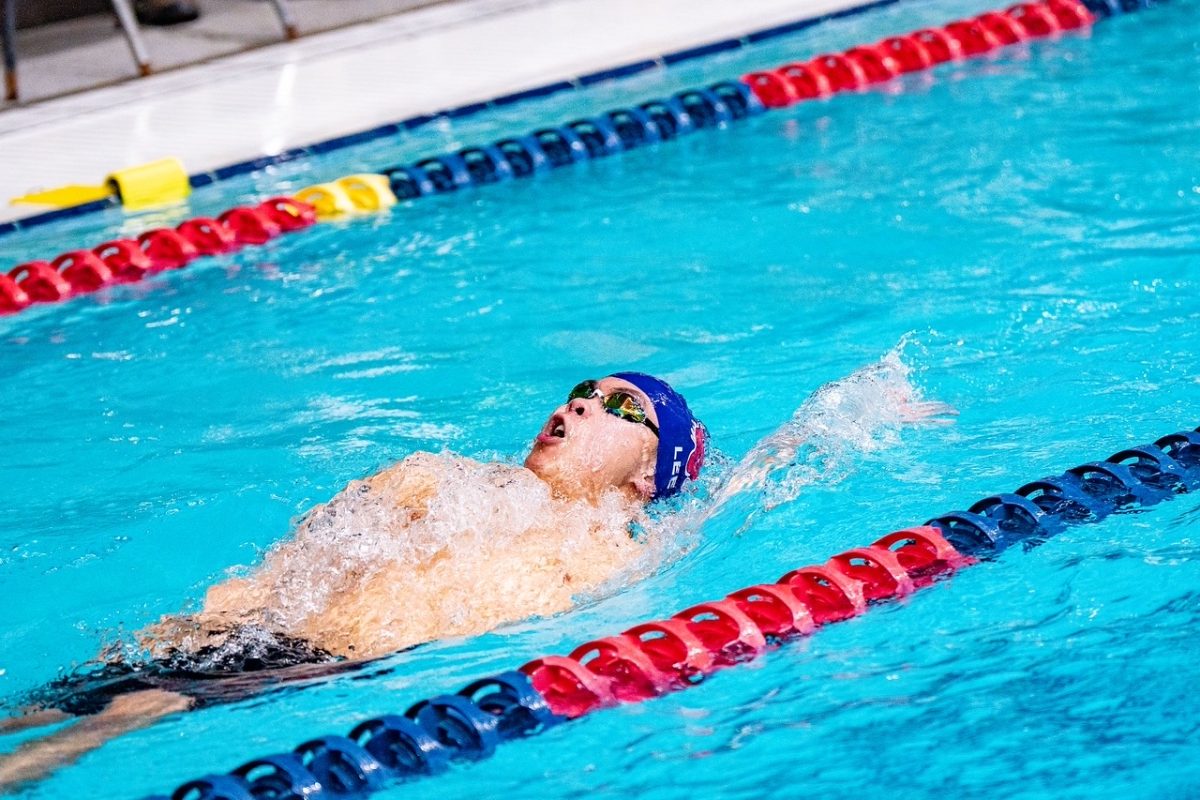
[0,372,707,790]
[0,359,952,791]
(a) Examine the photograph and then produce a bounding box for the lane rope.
[0,0,1157,318]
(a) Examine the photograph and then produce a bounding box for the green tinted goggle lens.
[568,380,658,436]
[568,380,598,401]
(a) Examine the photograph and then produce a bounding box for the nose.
[567,397,596,417]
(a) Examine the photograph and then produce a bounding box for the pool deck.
[0,0,867,226]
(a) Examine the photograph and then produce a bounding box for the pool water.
[2,0,1199,797]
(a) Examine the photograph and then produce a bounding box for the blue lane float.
[380,80,763,200]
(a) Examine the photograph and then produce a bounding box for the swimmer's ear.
[629,439,657,501]
[630,470,656,502]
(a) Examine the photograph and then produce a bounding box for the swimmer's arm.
[0,690,190,792]
[714,379,957,503]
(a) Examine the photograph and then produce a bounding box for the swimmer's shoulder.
[359,451,447,499]
[350,453,556,518]
[358,452,523,495]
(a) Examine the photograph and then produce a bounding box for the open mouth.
[537,413,567,443]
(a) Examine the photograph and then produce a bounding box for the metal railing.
[1,0,297,102]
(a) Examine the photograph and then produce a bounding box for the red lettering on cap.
[685,422,706,481]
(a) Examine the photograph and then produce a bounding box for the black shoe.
[135,0,201,26]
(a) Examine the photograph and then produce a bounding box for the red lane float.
[139,229,199,270]
[676,598,768,663]
[945,19,1004,54]
[781,62,834,99]
[178,218,240,255]
[523,525,967,718]
[741,71,799,108]
[976,11,1031,43]
[259,196,319,231]
[912,27,964,63]
[0,275,31,313]
[0,197,317,316]
[844,46,901,82]
[880,35,935,72]
[519,656,616,718]
[9,261,72,304]
[570,636,675,702]
[94,239,156,281]
[810,52,870,91]
[742,0,1096,108]
[1047,0,1094,27]
[52,251,114,294]
[626,618,715,679]
[828,547,915,599]
[727,583,816,638]
[220,207,282,245]
[1008,2,1063,34]
[781,563,866,622]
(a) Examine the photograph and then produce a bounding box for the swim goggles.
[568,380,660,437]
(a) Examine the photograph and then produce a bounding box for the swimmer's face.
[525,377,660,503]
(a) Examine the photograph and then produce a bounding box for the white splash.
[722,347,951,509]
[655,343,954,545]
[165,455,659,659]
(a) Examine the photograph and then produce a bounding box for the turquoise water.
[3,0,1199,797]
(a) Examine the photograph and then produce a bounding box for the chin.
[523,447,546,475]
[524,444,604,498]
[524,441,565,480]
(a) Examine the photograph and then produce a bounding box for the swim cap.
[610,372,707,500]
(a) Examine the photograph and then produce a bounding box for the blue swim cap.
[610,372,707,500]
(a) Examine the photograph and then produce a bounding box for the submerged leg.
[0,689,191,792]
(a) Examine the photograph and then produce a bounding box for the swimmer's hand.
[898,400,958,425]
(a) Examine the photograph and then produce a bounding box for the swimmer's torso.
[144,453,652,660]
